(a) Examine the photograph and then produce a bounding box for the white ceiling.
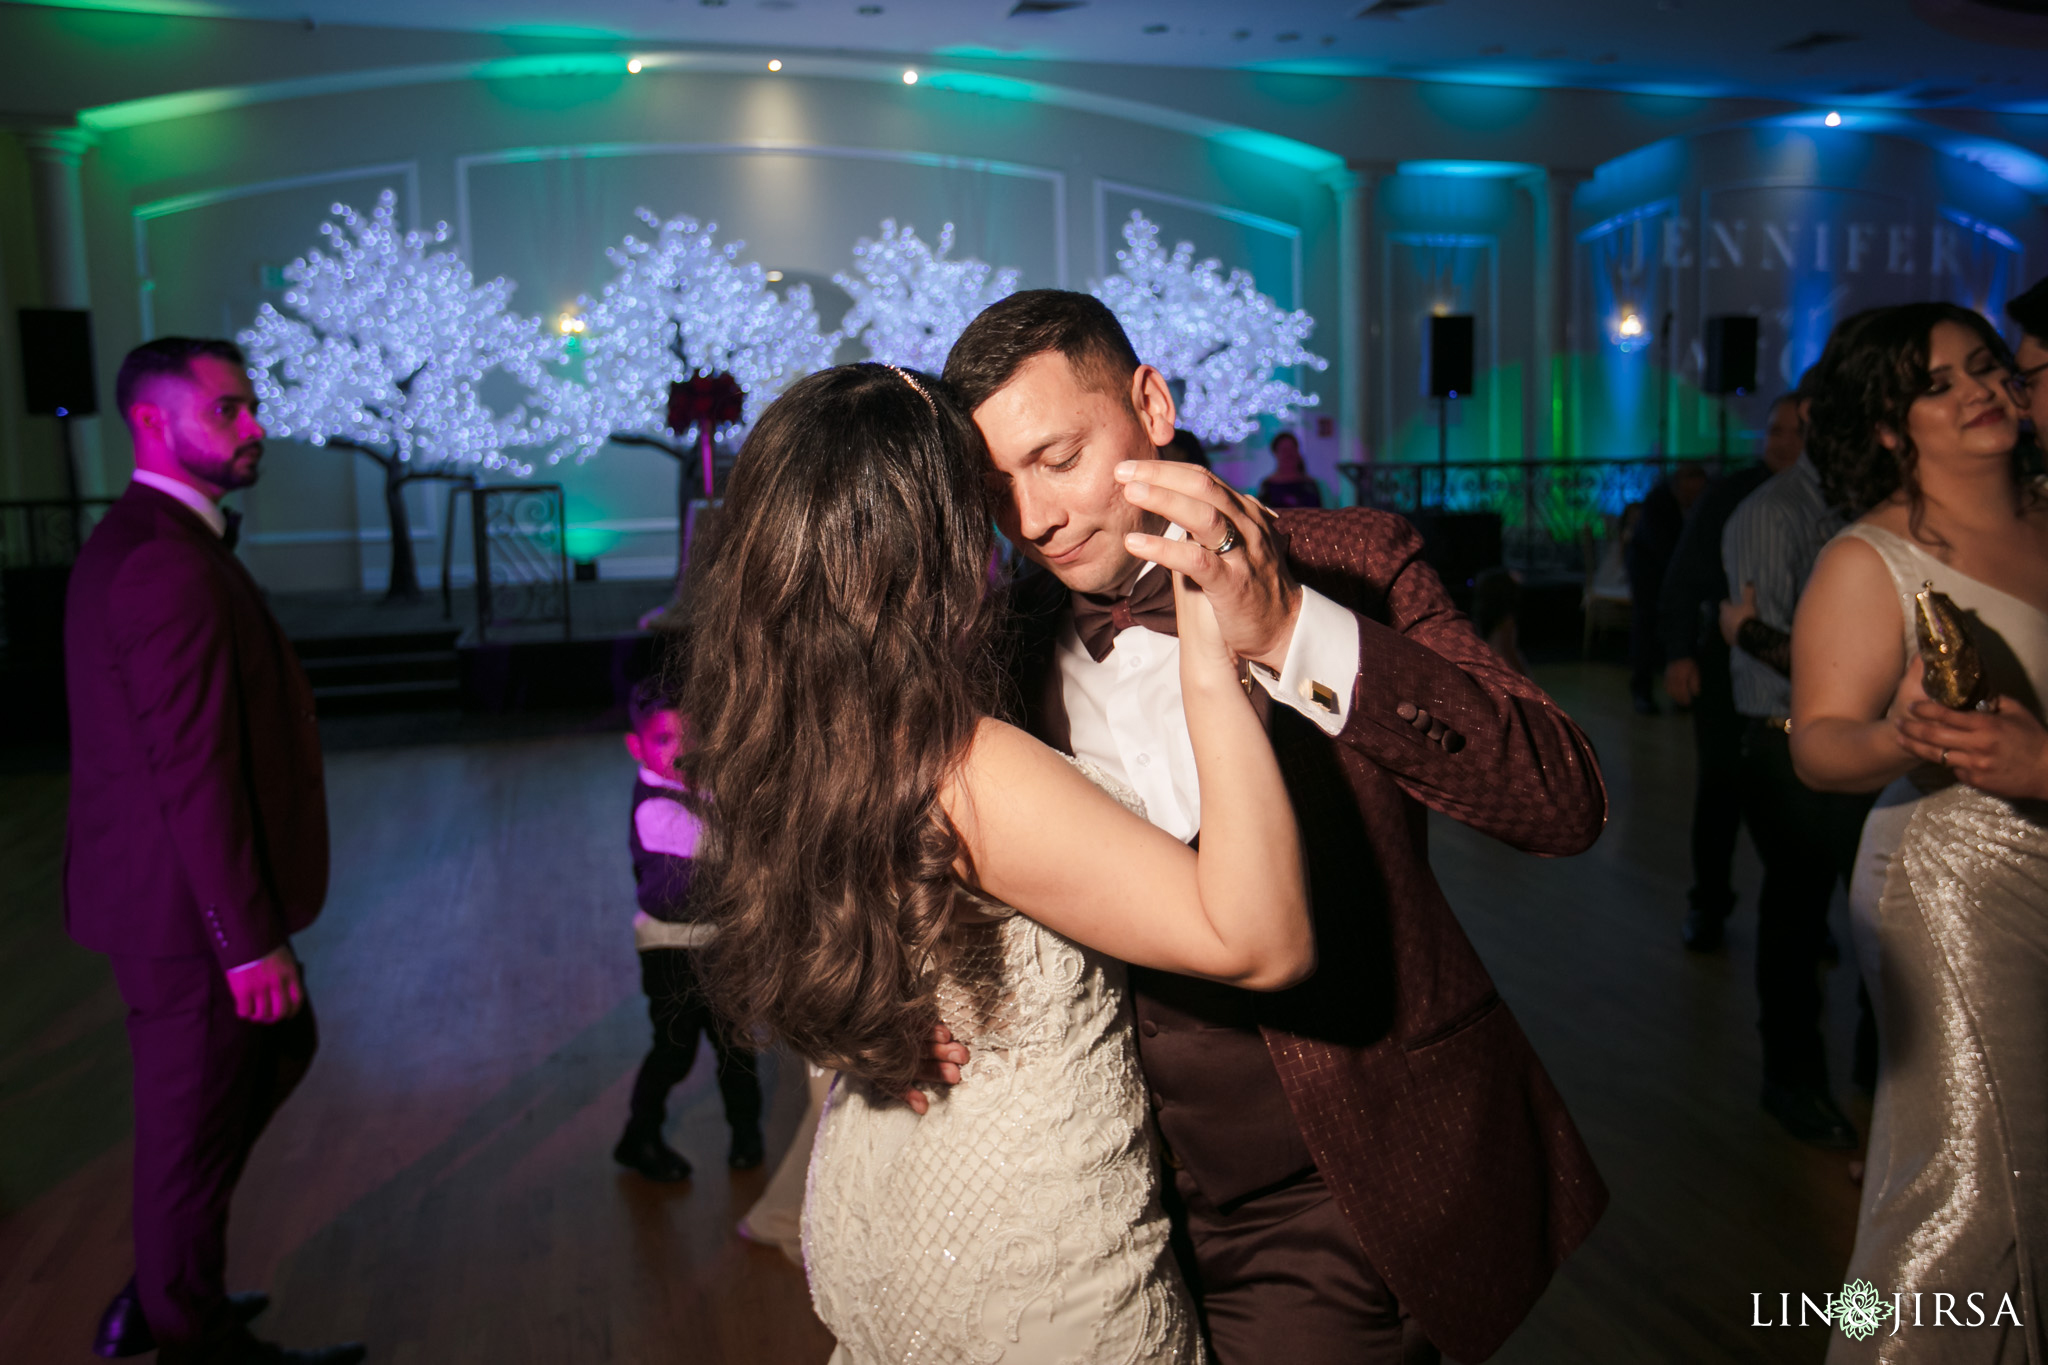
[26,0,2048,110]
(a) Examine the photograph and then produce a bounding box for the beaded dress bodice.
[802,761,1202,1365]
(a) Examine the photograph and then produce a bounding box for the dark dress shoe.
[729,1124,766,1171]
[1762,1082,1858,1150]
[614,1122,692,1181]
[95,1278,270,1357]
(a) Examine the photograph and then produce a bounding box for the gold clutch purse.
[1914,581,1986,711]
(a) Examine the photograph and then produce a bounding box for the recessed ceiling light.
[765,270,784,282]
[902,68,918,83]
[857,3,882,12]
[626,58,643,73]
[1277,31,1301,41]
[1825,110,1843,126]
[768,58,782,70]
[1143,23,1167,33]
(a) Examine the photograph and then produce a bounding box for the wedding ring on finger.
[1210,525,1241,556]
[1940,748,1951,766]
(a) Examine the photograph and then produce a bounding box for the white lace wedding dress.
[802,763,1204,1365]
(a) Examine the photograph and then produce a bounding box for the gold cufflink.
[1298,679,1339,713]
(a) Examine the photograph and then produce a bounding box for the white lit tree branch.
[240,189,561,600]
[836,220,1019,373]
[535,210,838,540]
[1094,211,1325,445]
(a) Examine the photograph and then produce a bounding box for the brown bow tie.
[1070,567,1175,663]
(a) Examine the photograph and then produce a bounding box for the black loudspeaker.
[1428,314,1475,398]
[1704,315,1758,396]
[19,308,98,417]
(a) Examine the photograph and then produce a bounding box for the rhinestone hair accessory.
[883,364,939,419]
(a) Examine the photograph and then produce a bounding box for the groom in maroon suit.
[940,293,1609,1364]
[65,338,362,1365]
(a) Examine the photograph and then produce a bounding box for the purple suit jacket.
[1010,507,1609,1363]
[64,482,328,968]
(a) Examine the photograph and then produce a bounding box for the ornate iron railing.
[1337,458,1724,575]
[0,498,116,568]
[470,483,571,641]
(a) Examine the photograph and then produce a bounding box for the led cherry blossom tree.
[1094,211,1325,445]
[835,220,1019,373]
[240,190,561,601]
[536,210,838,548]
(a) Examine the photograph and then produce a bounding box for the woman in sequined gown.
[676,364,1312,1364]
[1793,303,2048,1363]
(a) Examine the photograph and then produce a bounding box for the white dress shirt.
[1059,566,1360,842]
[131,469,228,539]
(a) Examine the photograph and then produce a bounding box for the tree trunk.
[384,464,422,602]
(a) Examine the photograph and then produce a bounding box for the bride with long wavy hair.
[676,361,1310,1363]
[1792,302,2048,1363]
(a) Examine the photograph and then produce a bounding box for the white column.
[20,126,104,493]
[22,127,96,309]
[1319,162,1390,491]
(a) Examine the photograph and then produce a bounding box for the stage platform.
[267,581,676,718]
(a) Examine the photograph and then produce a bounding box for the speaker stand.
[1435,394,1449,508]
[57,413,85,545]
[1717,400,1729,462]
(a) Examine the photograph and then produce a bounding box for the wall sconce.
[557,311,587,356]
[1612,309,1651,353]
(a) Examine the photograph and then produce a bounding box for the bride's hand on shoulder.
[1897,694,2048,800]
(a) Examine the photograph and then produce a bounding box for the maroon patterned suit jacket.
[1010,506,1609,1363]
[63,481,328,968]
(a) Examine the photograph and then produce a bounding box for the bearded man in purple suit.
[932,293,1609,1364]
[65,338,363,1365]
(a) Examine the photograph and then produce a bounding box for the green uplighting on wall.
[77,48,1346,177]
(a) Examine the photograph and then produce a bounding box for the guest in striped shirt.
[1719,420,1876,1150]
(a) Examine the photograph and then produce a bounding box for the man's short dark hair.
[942,290,1142,414]
[627,676,680,734]
[114,337,246,421]
[2009,276,2048,345]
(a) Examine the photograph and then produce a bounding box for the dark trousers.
[1689,650,1745,912]
[630,947,760,1132]
[1736,724,1873,1088]
[1166,1166,1439,1365]
[110,951,318,1364]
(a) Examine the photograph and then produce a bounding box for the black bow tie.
[222,507,242,551]
[1070,567,1175,663]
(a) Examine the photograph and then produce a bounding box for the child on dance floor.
[614,678,764,1181]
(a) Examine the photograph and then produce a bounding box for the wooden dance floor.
[0,662,1861,1363]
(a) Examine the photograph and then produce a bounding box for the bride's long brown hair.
[675,363,1004,1093]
